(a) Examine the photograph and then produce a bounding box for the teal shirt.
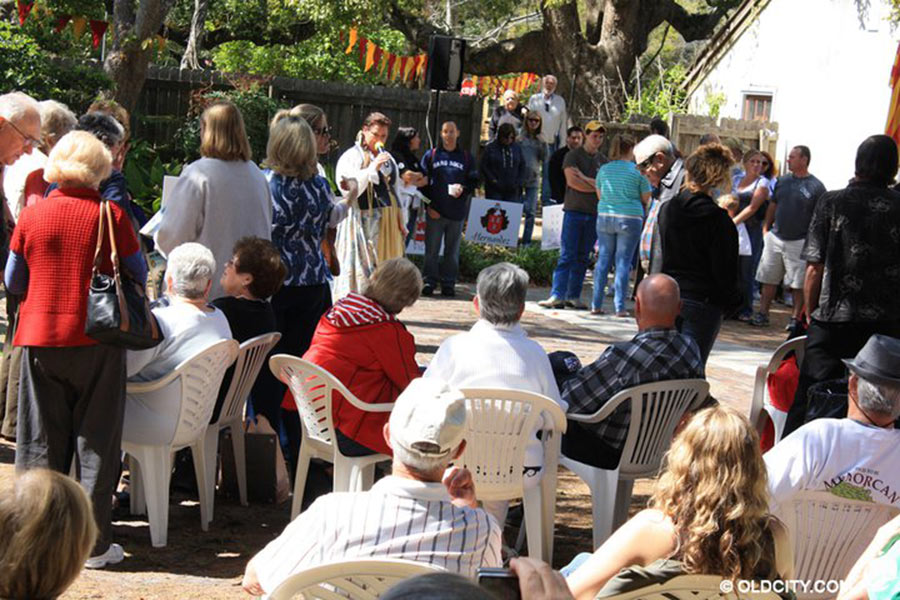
[595,160,650,219]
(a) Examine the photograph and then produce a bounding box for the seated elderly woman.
[424,261,565,523]
[300,257,422,457]
[565,406,793,599]
[122,243,232,445]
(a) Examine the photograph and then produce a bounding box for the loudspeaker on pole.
[425,36,467,92]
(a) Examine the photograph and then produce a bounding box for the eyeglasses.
[4,118,39,150]
[527,118,541,123]
[637,157,654,170]
[314,125,332,137]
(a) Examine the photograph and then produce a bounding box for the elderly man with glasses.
[633,134,685,275]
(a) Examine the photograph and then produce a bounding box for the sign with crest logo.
[464,197,523,248]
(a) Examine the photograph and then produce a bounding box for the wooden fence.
[133,65,483,163]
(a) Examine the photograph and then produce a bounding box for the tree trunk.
[104,0,176,113]
[395,0,738,119]
[180,0,210,70]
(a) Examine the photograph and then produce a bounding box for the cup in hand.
[448,183,463,198]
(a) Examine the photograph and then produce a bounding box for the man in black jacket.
[547,126,583,205]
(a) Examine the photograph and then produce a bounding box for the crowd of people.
[0,76,898,600]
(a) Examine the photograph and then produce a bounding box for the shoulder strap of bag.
[99,200,130,332]
[91,199,108,273]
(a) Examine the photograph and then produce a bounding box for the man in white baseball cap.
[242,378,502,596]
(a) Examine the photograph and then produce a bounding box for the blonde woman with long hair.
[566,406,793,599]
[156,100,272,298]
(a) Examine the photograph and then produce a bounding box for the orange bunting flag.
[378,50,388,75]
[345,27,358,54]
[418,55,428,81]
[72,16,87,40]
[357,37,368,67]
[398,56,410,81]
[89,20,108,49]
[388,53,398,80]
[364,41,376,71]
[410,54,423,81]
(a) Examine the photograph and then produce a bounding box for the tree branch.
[166,19,316,49]
[653,0,740,42]
[466,29,550,74]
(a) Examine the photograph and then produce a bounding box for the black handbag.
[85,200,163,349]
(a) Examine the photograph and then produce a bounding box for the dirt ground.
[0,286,790,599]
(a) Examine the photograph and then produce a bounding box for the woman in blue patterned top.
[254,110,356,437]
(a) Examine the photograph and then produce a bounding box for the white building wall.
[688,0,899,190]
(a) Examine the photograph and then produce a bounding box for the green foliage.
[704,88,726,120]
[622,64,688,121]
[0,22,111,114]
[124,140,184,216]
[171,84,289,163]
[458,240,558,285]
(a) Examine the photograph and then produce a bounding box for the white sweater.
[155,157,272,298]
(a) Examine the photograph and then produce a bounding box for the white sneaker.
[85,543,125,569]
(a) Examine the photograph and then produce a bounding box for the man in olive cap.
[765,334,900,515]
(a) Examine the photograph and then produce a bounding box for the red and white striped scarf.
[325,293,396,328]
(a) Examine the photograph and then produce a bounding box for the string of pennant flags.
[342,27,539,96]
[15,0,166,52]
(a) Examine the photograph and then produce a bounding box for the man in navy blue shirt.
[420,121,478,297]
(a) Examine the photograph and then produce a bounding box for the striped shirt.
[254,476,502,593]
[325,292,396,328]
[595,160,650,219]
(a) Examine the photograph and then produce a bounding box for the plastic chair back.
[600,574,780,600]
[458,388,567,501]
[749,336,807,444]
[170,339,240,448]
[214,332,281,426]
[781,491,899,600]
[267,559,442,600]
[617,379,709,480]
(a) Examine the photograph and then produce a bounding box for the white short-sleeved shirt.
[765,418,900,516]
[252,476,502,594]
[424,319,567,467]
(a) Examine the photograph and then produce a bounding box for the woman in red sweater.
[5,131,147,569]
[288,258,422,461]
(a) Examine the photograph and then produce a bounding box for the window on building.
[742,94,773,122]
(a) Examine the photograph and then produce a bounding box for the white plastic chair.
[203,332,281,512]
[780,491,899,600]
[600,574,780,599]
[560,379,709,549]
[457,388,567,564]
[267,559,443,600]
[269,355,393,519]
[748,336,806,446]
[124,339,239,547]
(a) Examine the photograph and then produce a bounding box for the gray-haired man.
[242,378,502,596]
[765,334,900,515]
[633,134,685,274]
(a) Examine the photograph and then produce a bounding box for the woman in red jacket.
[295,257,422,458]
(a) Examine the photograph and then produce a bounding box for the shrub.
[0,22,111,113]
[458,240,558,286]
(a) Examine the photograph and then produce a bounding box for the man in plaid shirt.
[561,274,704,469]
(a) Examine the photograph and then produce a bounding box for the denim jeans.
[540,140,558,205]
[550,211,597,301]
[424,215,463,288]
[520,186,539,245]
[740,222,763,315]
[592,215,643,312]
[678,298,723,366]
